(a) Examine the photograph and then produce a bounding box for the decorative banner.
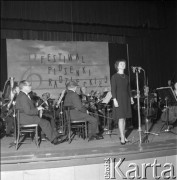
[7,39,110,98]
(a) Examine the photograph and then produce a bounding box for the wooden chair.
[14,109,40,150]
[64,106,88,143]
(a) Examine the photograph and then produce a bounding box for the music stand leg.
[160,124,177,135]
[104,106,117,137]
[160,107,177,135]
[143,118,159,136]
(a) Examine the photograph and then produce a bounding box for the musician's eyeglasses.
[25,84,31,87]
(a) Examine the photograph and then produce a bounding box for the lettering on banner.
[28,52,109,90]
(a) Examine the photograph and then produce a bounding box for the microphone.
[131,66,144,73]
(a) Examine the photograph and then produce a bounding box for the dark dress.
[111,73,132,120]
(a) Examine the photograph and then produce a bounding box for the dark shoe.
[88,135,95,142]
[41,134,47,141]
[58,135,67,143]
[6,134,13,137]
[88,135,103,142]
[52,135,67,145]
[51,138,61,145]
[120,141,126,145]
[95,134,104,140]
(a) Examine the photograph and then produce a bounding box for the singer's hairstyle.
[114,59,126,71]
[19,80,30,90]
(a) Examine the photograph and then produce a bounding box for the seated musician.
[80,89,101,130]
[64,80,103,141]
[15,80,63,145]
[37,92,57,133]
[88,90,95,101]
[79,86,88,102]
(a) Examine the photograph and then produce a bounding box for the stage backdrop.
[6,39,110,98]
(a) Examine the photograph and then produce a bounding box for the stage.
[1,119,177,180]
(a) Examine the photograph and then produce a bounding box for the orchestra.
[0,76,177,145]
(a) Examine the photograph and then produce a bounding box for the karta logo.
[104,158,176,179]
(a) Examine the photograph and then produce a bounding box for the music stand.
[156,87,177,135]
[103,103,118,137]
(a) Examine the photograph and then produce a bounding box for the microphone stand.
[132,67,159,145]
[131,67,143,144]
[134,67,142,144]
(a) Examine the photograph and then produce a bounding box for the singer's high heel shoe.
[119,137,126,145]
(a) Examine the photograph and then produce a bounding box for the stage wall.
[6,40,110,98]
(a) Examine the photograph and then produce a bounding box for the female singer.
[111,60,134,145]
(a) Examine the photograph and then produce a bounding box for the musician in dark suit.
[37,92,57,131]
[15,80,62,145]
[64,80,103,141]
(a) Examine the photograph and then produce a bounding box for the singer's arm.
[127,77,134,105]
[111,75,119,107]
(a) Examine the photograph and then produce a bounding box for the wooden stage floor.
[1,119,177,168]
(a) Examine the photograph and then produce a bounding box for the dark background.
[1,1,176,92]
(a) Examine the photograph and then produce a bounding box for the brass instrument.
[1,77,15,118]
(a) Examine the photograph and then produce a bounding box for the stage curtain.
[1,1,165,28]
[0,39,7,91]
[1,1,176,90]
[1,29,125,43]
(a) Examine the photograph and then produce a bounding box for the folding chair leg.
[85,122,88,139]
[35,126,39,147]
[16,130,20,150]
[68,128,71,144]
